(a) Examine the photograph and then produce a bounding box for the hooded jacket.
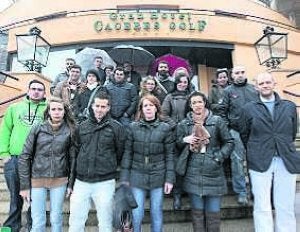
[0,97,46,157]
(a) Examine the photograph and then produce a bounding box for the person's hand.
[3,156,11,164]
[66,188,72,198]
[164,182,173,194]
[20,190,30,204]
[183,134,200,145]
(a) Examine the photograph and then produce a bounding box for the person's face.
[87,73,98,85]
[27,83,45,102]
[145,80,156,92]
[231,66,246,84]
[65,59,75,71]
[94,58,103,69]
[69,68,81,82]
[255,74,276,98]
[114,70,125,83]
[158,63,169,77]
[92,98,110,122]
[142,99,157,121]
[49,102,64,124]
[177,76,189,91]
[190,95,206,115]
[123,63,132,72]
[105,68,113,76]
[216,72,228,87]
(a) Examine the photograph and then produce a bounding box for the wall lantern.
[254,26,288,69]
[16,27,51,72]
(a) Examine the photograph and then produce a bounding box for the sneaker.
[237,195,248,205]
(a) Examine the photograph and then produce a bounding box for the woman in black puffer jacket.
[18,97,77,232]
[176,91,234,232]
[120,94,175,232]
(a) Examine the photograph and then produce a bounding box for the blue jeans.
[31,184,67,232]
[131,187,163,232]
[69,179,116,232]
[3,156,31,232]
[189,194,221,213]
[230,129,247,197]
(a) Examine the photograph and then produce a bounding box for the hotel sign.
[94,12,207,32]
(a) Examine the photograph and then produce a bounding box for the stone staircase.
[0,159,255,232]
[1,137,299,231]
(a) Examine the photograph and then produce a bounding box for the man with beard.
[153,61,175,103]
[219,66,258,205]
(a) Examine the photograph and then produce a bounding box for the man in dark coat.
[240,72,300,232]
[69,91,125,232]
[219,65,259,205]
[105,67,138,126]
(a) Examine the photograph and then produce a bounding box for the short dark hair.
[28,79,45,90]
[92,90,111,106]
[94,56,103,60]
[216,68,228,78]
[114,67,124,74]
[69,64,82,72]
[186,91,209,114]
[66,58,76,63]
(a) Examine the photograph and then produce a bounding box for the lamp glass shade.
[16,35,37,63]
[254,32,288,66]
[34,36,51,66]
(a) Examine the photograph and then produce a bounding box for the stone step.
[5,219,255,232]
[0,194,253,221]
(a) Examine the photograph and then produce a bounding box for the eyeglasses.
[30,87,44,92]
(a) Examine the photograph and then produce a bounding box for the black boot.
[191,209,205,232]
[206,212,221,232]
[173,193,182,210]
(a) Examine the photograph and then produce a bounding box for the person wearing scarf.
[74,69,106,123]
[176,91,234,232]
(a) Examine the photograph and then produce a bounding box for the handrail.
[0,71,19,81]
[0,93,26,106]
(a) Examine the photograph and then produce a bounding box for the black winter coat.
[161,90,189,127]
[240,93,300,173]
[105,80,138,118]
[120,119,175,189]
[219,81,258,131]
[74,115,125,184]
[18,121,76,190]
[176,112,234,196]
[208,84,227,115]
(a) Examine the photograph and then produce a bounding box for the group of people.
[0,55,299,232]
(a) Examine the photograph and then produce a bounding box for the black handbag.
[175,145,190,176]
